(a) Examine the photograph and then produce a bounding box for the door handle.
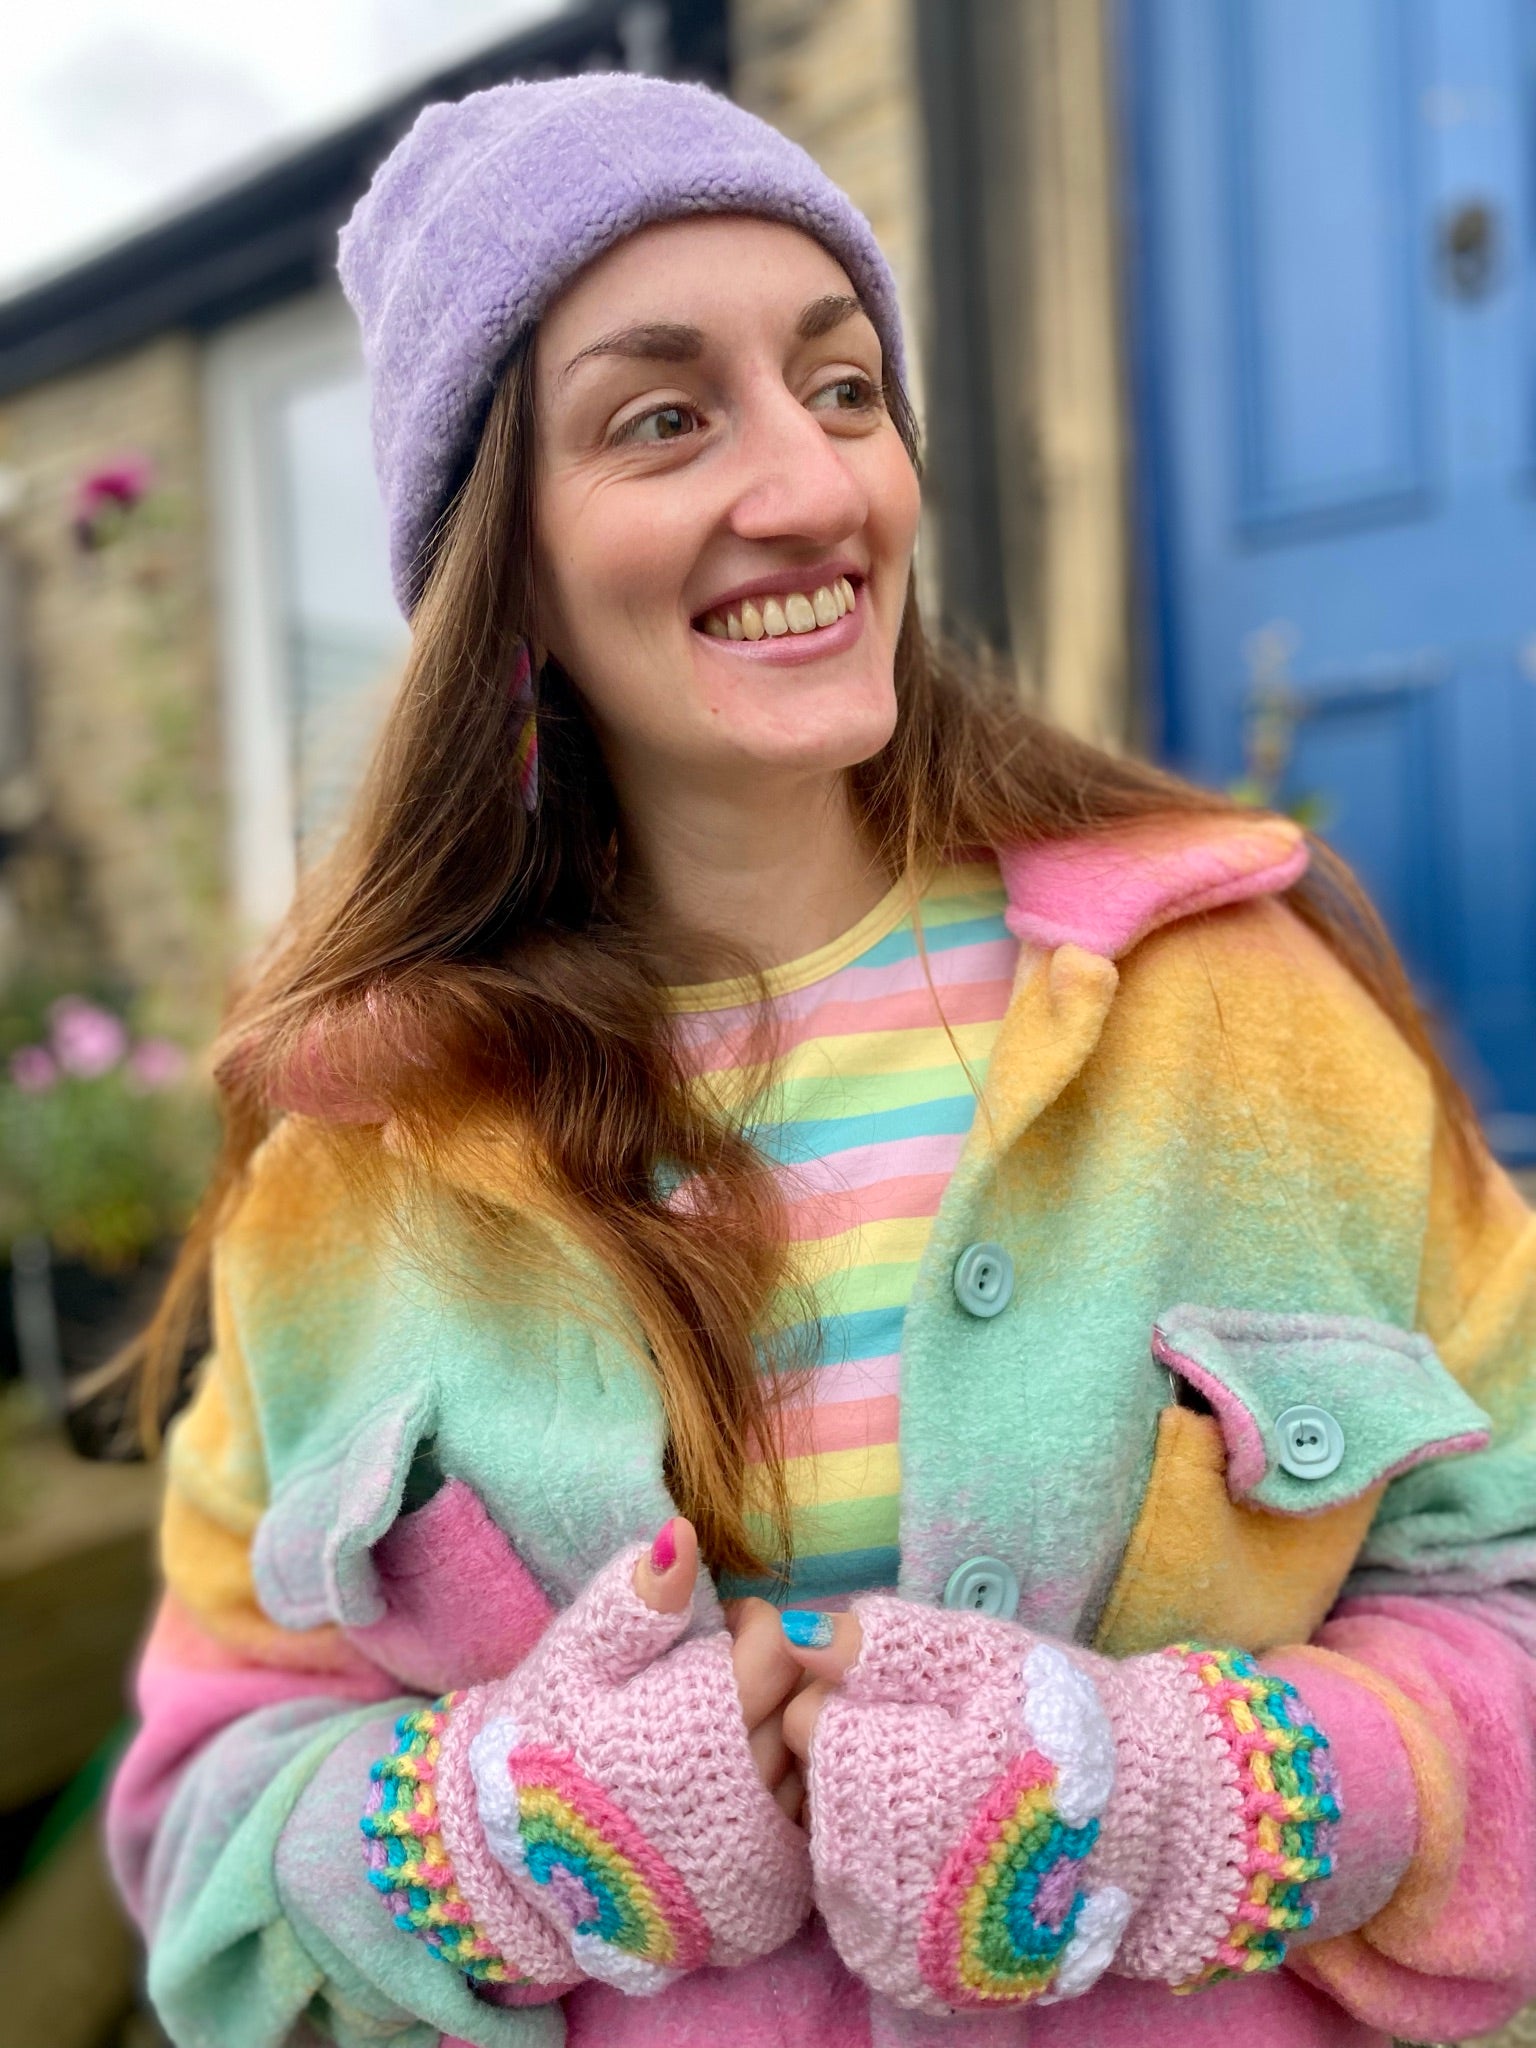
[1437,199,1500,301]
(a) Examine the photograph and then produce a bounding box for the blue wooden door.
[1128,0,1536,1158]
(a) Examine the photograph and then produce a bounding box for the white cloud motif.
[1019,1642,1117,1827]
[1038,1884,1133,2003]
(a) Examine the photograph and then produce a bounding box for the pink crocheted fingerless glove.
[805,1598,1336,2016]
[364,1544,812,2000]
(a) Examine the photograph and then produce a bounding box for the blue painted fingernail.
[781,1609,835,1650]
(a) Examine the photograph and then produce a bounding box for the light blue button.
[1275,1404,1345,1480]
[942,1556,1021,1619]
[952,1242,1014,1318]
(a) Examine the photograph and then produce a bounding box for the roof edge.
[0,0,728,399]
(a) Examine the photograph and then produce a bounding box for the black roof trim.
[0,0,727,400]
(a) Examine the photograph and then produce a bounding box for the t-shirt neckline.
[666,871,918,1015]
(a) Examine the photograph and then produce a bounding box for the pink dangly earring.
[511,639,541,814]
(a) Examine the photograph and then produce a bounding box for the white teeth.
[703,579,859,641]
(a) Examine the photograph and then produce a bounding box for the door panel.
[1131,0,1536,1156]
[1227,0,1431,527]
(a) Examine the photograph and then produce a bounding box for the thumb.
[536,1519,701,1693]
[631,1515,699,1614]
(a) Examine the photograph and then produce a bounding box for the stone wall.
[731,0,929,420]
[996,0,1134,746]
[731,0,1134,744]
[0,332,225,1041]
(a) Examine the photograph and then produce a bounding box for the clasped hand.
[634,1515,860,1826]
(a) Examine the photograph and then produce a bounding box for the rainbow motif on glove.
[472,1721,710,1995]
[1170,1645,1337,1989]
[919,1642,1131,2008]
[919,1748,1099,2003]
[361,1696,521,1984]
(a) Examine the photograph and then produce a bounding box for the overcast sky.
[1,0,565,294]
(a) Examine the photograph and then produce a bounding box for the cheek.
[538,479,697,647]
[866,438,923,560]
[536,482,707,745]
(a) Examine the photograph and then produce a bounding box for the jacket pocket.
[349,1476,555,1691]
[1094,1305,1490,1659]
[252,1385,436,1632]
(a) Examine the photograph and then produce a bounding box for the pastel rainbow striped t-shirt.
[670,859,1020,1603]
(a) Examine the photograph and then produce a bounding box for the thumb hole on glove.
[632,1514,699,1615]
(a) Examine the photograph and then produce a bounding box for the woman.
[108,74,1536,2048]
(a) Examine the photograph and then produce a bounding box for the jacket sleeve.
[1281,1132,1536,2040]
[106,1235,567,2048]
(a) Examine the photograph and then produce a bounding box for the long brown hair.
[131,335,1480,1577]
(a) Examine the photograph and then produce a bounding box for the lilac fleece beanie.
[337,73,906,616]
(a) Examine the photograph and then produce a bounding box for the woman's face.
[531,216,921,803]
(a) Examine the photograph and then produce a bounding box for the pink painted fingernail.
[649,1518,677,1573]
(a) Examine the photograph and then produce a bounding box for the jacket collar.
[997,813,1306,957]
[949,814,1309,1178]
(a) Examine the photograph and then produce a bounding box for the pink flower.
[74,455,153,524]
[126,1036,187,1092]
[49,996,128,1078]
[72,454,154,551]
[8,1045,57,1093]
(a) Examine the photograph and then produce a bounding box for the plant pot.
[6,1240,188,1458]
[47,1247,176,1382]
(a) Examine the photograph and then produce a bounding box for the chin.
[731,671,898,768]
[738,710,897,781]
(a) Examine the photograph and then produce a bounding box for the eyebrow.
[558,322,704,384]
[557,293,869,385]
[795,292,865,340]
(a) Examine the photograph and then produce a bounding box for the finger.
[747,1713,792,1792]
[773,1765,805,1823]
[778,1608,863,1687]
[731,1599,806,1728]
[794,1594,1018,1711]
[631,1516,698,1615]
[782,1677,835,1763]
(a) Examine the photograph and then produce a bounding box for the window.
[204,291,408,934]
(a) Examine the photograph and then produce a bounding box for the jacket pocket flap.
[252,1385,436,1629]
[1152,1305,1491,1515]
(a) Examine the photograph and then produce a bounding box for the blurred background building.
[0,1,1532,2041]
[2,0,1532,1146]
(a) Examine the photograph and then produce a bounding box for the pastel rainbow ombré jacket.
[108,817,1536,2048]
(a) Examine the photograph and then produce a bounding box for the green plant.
[1229,624,1332,831]
[0,996,216,1269]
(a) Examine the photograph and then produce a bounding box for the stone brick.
[0,333,226,1040]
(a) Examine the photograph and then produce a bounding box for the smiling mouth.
[694,576,859,643]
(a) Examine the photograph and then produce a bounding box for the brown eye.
[809,375,878,414]
[621,403,699,445]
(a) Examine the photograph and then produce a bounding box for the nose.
[724,371,870,549]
